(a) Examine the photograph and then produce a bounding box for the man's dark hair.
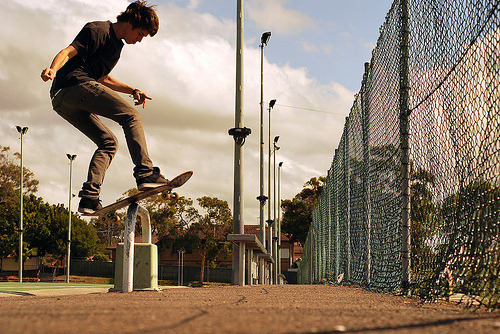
[117,1,159,36]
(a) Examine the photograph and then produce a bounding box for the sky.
[0,0,393,225]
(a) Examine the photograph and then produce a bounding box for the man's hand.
[133,90,152,108]
[98,75,152,108]
[41,68,56,81]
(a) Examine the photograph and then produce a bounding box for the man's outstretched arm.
[98,74,152,108]
[41,45,78,81]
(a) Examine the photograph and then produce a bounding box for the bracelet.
[131,89,141,99]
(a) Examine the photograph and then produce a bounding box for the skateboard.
[83,170,193,223]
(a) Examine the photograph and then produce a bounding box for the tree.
[0,145,39,199]
[92,216,124,249]
[24,195,98,261]
[188,196,232,284]
[156,196,198,251]
[99,189,233,284]
[0,200,18,270]
[156,196,233,284]
[111,188,196,238]
[71,216,99,259]
[0,145,39,269]
[281,177,325,244]
[0,144,100,270]
[91,188,174,253]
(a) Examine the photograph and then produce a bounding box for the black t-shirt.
[52,21,124,91]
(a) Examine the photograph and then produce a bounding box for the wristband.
[131,89,141,99]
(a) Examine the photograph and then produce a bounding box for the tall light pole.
[16,125,28,283]
[66,154,77,283]
[278,161,283,282]
[272,136,280,284]
[267,100,276,274]
[258,31,271,248]
[229,0,251,285]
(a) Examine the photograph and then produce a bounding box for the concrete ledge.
[258,253,275,264]
[227,234,267,254]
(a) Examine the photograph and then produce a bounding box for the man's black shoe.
[137,167,169,190]
[78,197,102,214]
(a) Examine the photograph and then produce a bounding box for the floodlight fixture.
[16,126,28,135]
[269,99,276,109]
[261,31,271,46]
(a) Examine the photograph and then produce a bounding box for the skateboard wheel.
[162,192,171,199]
[171,192,179,199]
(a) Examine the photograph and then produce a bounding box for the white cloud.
[247,0,315,35]
[0,0,353,223]
[300,40,320,53]
[187,0,202,10]
[300,40,334,54]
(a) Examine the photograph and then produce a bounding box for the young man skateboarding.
[41,1,167,214]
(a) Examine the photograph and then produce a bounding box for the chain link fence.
[298,0,500,307]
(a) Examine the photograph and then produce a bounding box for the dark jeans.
[51,81,153,199]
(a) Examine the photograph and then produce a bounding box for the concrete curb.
[0,285,187,297]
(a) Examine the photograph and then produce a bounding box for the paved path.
[1,285,499,333]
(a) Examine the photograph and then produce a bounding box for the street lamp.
[267,100,276,250]
[278,161,283,283]
[258,31,271,248]
[257,32,272,285]
[16,125,28,283]
[66,154,77,283]
[272,136,280,284]
[261,31,271,46]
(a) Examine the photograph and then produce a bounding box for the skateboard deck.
[83,170,193,222]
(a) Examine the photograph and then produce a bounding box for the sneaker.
[137,167,169,190]
[78,197,102,214]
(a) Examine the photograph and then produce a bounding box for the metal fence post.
[344,117,351,283]
[334,150,340,280]
[327,169,332,279]
[361,62,372,287]
[400,0,411,294]
[309,230,313,284]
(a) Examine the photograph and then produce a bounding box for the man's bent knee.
[119,108,142,128]
[99,136,118,158]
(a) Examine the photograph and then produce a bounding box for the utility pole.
[229,0,251,285]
